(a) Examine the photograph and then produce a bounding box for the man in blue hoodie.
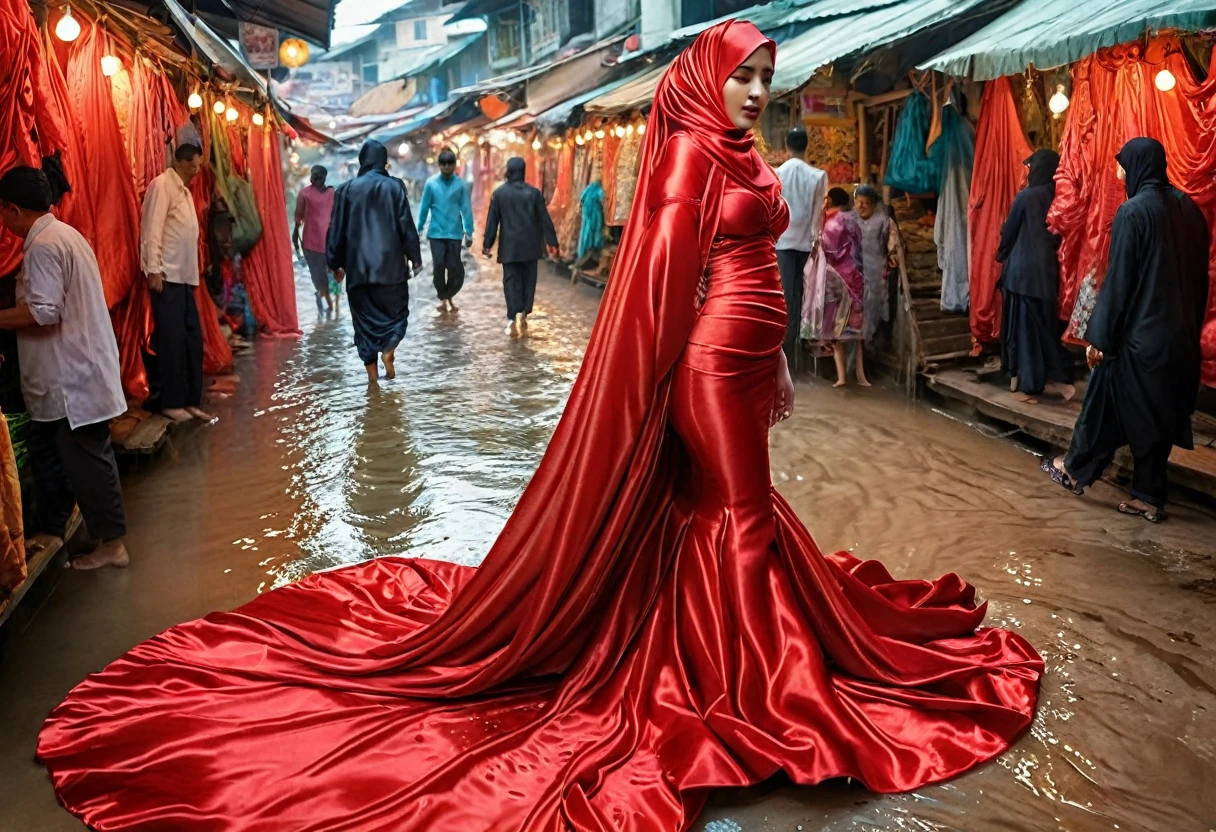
[417,149,474,313]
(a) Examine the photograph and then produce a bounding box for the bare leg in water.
[832,343,847,387]
[855,341,871,387]
[71,539,130,570]
[383,349,396,379]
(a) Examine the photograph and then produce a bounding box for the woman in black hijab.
[1043,138,1210,521]
[327,140,423,383]
[997,149,1074,402]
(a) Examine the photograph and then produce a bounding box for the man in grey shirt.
[0,167,130,569]
[775,128,828,367]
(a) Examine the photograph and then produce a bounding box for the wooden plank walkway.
[0,509,82,630]
[927,367,1216,500]
[110,410,172,455]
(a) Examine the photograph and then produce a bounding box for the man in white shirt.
[775,128,828,368]
[0,167,130,570]
[141,143,212,423]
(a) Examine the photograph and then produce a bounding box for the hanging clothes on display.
[243,128,301,337]
[885,92,942,195]
[576,180,606,264]
[935,99,975,313]
[612,129,642,225]
[0,408,26,593]
[968,77,1032,346]
[601,132,621,223]
[1048,38,1216,385]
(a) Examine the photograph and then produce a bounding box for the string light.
[188,92,203,110]
[1155,69,1176,91]
[398,143,410,158]
[55,6,81,42]
[637,122,646,135]
[1048,85,1069,115]
[575,134,585,146]
[626,124,634,136]
[225,106,239,122]
[614,125,626,138]
[531,138,542,150]
[594,129,605,139]
[289,152,301,165]
[252,112,265,126]
[100,55,121,77]
[213,100,227,115]
[582,130,593,142]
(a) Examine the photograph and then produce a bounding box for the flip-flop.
[1041,455,1084,495]
[1117,501,1166,523]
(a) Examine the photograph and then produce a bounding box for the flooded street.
[0,254,1213,832]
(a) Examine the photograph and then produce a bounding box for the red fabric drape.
[968,77,1032,346]
[39,29,97,253]
[243,129,299,337]
[1048,38,1216,385]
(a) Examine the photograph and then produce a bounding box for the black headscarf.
[1025,149,1059,189]
[505,157,526,182]
[1115,137,1168,199]
[358,141,389,176]
[0,166,53,212]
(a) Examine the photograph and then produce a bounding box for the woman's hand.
[771,349,795,427]
[1086,344,1104,369]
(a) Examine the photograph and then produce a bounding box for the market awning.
[162,0,267,94]
[771,0,993,93]
[921,0,1216,80]
[532,69,651,128]
[191,0,339,48]
[350,78,419,118]
[451,34,627,99]
[582,64,666,115]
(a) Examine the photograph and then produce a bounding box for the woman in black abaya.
[998,149,1074,403]
[1043,138,1211,521]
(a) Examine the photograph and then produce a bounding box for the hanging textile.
[577,180,606,261]
[968,77,1032,346]
[558,143,591,256]
[190,165,234,376]
[611,130,642,225]
[243,128,300,336]
[935,102,975,313]
[0,0,70,275]
[1048,37,1216,384]
[0,408,25,593]
[39,30,96,251]
[546,141,576,233]
[601,132,621,224]
[885,92,943,195]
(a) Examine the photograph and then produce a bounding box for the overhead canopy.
[192,0,339,48]
[771,0,993,93]
[583,64,666,115]
[350,78,419,118]
[921,0,1216,80]
[452,34,627,98]
[533,69,650,128]
[162,0,268,94]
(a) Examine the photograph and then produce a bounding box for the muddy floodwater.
[0,256,1213,832]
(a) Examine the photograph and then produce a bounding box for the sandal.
[1117,501,1166,523]
[1041,455,1084,495]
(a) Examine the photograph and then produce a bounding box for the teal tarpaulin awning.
[921,0,1216,80]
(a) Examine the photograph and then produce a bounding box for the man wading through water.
[417,149,474,314]
[327,141,422,383]
[483,157,558,338]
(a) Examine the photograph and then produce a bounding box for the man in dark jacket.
[483,157,559,337]
[1044,137,1211,521]
[327,141,422,383]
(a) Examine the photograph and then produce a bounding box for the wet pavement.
[0,253,1214,832]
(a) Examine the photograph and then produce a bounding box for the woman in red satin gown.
[37,21,1042,832]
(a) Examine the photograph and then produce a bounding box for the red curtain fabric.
[1048,38,1216,385]
[243,129,299,337]
[968,76,1032,346]
[40,29,97,255]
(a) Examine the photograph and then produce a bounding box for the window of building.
[362,63,380,84]
[414,19,427,41]
[488,15,521,67]
[529,0,560,56]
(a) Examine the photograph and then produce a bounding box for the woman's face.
[722,46,773,131]
[855,195,876,219]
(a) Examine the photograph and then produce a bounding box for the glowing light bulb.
[225,106,238,122]
[582,130,593,141]
[1048,85,1069,115]
[636,122,646,135]
[575,134,585,146]
[594,129,605,139]
[626,124,634,136]
[398,143,410,158]
[188,92,203,110]
[55,7,81,42]
[289,152,301,165]
[328,120,337,130]
[213,100,226,114]
[1155,69,1176,91]
[252,112,265,126]
[100,55,121,77]
[531,138,540,150]
[614,125,625,138]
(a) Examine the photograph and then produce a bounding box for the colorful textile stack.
[968,77,1031,346]
[1048,38,1216,384]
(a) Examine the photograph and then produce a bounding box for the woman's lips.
[741,105,760,119]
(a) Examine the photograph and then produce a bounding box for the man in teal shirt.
[417,149,474,312]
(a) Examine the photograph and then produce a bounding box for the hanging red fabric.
[242,128,300,337]
[1048,38,1216,386]
[967,77,1032,347]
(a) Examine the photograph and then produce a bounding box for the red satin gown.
[38,176,1041,831]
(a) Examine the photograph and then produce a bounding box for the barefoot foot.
[186,407,216,422]
[365,364,379,385]
[70,540,130,570]
[163,408,193,423]
[832,379,846,388]
[383,350,396,380]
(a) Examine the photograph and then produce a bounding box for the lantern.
[188,92,203,110]
[479,94,511,121]
[1155,69,1176,91]
[1048,85,1069,115]
[55,6,81,42]
[279,38,310,69]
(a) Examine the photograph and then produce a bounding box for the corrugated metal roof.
[403,32,485,78]
[583,65,667,115]
[533,69,650,127]
[921,0,1216,80]
[771,0,991,93]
